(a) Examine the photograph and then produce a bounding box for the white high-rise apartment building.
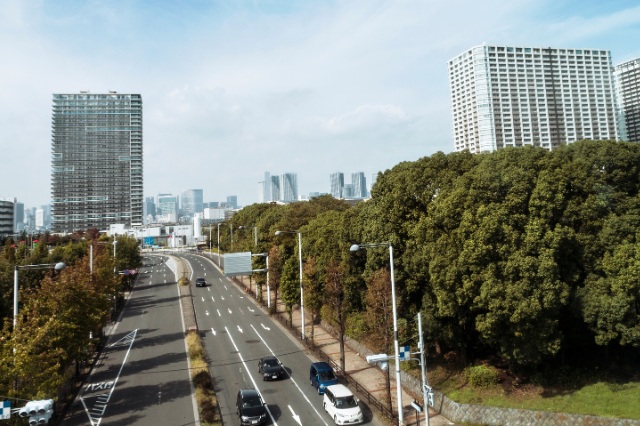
[351,172,367,199]
[449,45,617,153]
[614,57,640,142]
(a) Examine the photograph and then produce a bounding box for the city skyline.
[2,1,639,209]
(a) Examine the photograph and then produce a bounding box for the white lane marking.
[205,310,210,316]
[80,329,139,426]
[227,308,232,314]
[211,296,215,302]
[216,309,221,317]
[288,405,302,425]
[211,328,216,336]
[237,325,243,333]
[247,307,255,313]
[201,297,205,302]
[261,324,270,331]
[224,327,278,426]
[250,324,330,425]
[207,287,211,292]
[221,295,225,300]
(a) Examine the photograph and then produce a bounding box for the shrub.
[467,364,500,387]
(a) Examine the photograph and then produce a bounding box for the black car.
[195,277,207,287]
[258,356,286,381]
[236,389,268,425]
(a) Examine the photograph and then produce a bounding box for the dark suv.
[236,389,268,425]
[195,277,207,287]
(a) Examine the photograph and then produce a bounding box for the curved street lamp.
[14,262,66,329]
[350,242,403,426]
[275,230,305,340]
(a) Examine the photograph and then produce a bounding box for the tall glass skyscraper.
[330,172,344,198]
[448,45,617,153]
[351,172,367,199]
[181,189,204,217]
[51,92,143,232]
[280,173,298,202]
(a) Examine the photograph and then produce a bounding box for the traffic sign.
[0,401,10,420]
[399,345,411,361]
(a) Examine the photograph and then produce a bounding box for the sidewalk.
[233,274,454,426]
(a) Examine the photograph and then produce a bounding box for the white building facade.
[614,57,640,142]
[449,45,617,153]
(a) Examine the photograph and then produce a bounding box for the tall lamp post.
[14,262,66,329]
[275,230,305,340]
[351,242,403,425]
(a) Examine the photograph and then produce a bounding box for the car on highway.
[258,356,286,381]
[310,361,339,394]
[195,277,207,287]
[323,384,363,425]
[236,389,268,425]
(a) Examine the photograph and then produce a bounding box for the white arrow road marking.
[237,325,243,333]
[247,307,255,312]
[261,324,271,331]
[288,405,302,425]
[211,328,216,336]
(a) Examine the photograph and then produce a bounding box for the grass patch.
[426,362,640,420]
[186,330,221,425]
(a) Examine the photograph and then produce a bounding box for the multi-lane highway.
[177,251,380,426]
[63,251,380,425]
[63,255,198,425]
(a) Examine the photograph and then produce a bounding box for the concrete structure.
[614,57,640,142]
[271,175,281,202]
[449,45,617,153]
[51,92,143,233]
[226,195,238,209]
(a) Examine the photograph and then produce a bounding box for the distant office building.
[330,172,344,198]
[0,200,14,236]
[351,172,367,199]
[226,195,238,209]
[280,173,298,202]
[614,57,640,142]
[51,92,143,232]
[157,194,178,223]
[14,201,24,232]
[261,172,272,202]
[182,189,204,217]
[449,45,617,153]
[143,197,156,224]
[342,184,353,199]
[271,175,281,202]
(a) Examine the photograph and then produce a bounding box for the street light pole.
[217,223,222,267]
[275,230,305,340]
[351,242,403,425]
[14,262,66,329]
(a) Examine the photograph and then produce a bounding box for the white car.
[323,384,363,425]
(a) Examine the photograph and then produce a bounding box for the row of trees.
[0,232,142,402]
[219,140,640,373]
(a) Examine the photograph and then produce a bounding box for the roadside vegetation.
[222,140,640,420]
[0,232,142,408]
[186,330,220,425]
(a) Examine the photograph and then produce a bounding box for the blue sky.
[2,0,640,209]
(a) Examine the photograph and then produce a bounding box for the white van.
[322,384,363,425]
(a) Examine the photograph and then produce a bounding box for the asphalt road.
[179,252,384,426]
[62,255,198,426]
